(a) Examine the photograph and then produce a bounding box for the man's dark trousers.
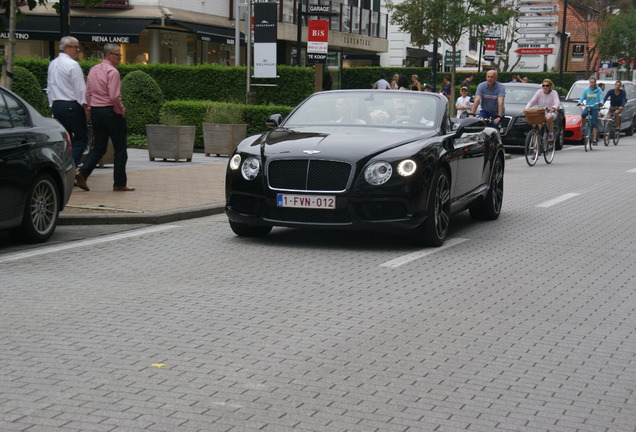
[79,106,128,188]
[52,101,88,165]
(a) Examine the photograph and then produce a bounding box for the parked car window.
[2,92,30,128]
[0,93,12,129]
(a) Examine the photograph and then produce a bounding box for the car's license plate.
[277,194,336,209]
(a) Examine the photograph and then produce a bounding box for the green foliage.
[14,59,314,107]
[121,70,164,134]
[203,103,244,124]
[159,100,293,148]
[117,63,314,107]
[11,65,48,114]
[596,8,636,69]
[127,133,148,148]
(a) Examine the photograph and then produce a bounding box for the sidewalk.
[59,148,229,225]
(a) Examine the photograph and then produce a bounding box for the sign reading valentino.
[253,2,277,78]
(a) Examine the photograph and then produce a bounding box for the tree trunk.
[0,0,17,89]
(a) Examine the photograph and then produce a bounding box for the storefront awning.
[406,47,442,59]
[172,20,244,45]
[0,15,153,44]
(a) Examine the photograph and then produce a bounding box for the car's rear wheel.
[11,173,59,243]
[229,220,272,237]
[626,116,634,136]
[413,169,451,247]
[470,155,504,220]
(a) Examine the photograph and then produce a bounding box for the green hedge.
[13,57,313,107]
[160,100,295,147]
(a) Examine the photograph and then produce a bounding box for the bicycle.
[578,101,602,152]
[602,110,620,146]
[523,108,555,166]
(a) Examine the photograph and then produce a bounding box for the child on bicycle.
[525,79,560,142]
[578,77,603,145]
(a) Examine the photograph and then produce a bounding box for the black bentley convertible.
[225,90,504,246]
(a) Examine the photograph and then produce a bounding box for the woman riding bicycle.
[525,79,560,143]
[578,77,604,145]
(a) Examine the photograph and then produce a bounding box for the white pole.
[234,0,240,65]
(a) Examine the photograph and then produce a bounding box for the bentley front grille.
[268,159,352,192]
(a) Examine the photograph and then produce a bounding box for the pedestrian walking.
[47,36,89,166]
[390,73,399,90]
[75,43,135,192]
[455,86,472,118]
[373,73,390,90]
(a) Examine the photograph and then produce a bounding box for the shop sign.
[253,2,277,78]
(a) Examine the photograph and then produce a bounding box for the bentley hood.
[256,127,438,159]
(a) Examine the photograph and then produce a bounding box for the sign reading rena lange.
[91,35,131,44]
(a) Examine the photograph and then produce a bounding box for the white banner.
[254,43,277,78]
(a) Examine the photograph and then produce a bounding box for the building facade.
[1,0,388,89]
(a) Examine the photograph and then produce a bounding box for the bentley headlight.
[241,157,261,180]
[229,154,241,170]
[365,161,393,185]
[397,159,417,177]
[515,117,527,126]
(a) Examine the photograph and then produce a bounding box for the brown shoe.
[74,172,89,191]
[113,186,135,191]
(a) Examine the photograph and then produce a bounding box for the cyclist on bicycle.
[468,70,505,130]
[525,78,560,142]
[577,77,603,145]
[603,80,627,132]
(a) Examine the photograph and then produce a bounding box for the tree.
[386,0,514,114]
[568,0,631,77]
[595,7,636,74]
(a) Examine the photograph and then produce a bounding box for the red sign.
[308,20,329,43]
[516,48,553,55]
[485,39,497,51]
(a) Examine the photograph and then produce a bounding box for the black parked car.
[495,83,566,150]
[0,85,74,243]
[225,90,505,246]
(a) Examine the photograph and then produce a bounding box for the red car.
[562,101,583,143]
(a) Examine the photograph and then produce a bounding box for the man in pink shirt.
[75,43,135,192]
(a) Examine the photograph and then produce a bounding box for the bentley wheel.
[414,169,451,247]
[229,220,272,237]
[11,173,59,243]
[470,155,504,221]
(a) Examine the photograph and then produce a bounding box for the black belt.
[53,100,78,103]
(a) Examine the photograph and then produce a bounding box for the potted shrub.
[146,112,195,162]
[202,103,247,157]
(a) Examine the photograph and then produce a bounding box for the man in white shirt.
[47,36,88,165]
[373,73,390,90]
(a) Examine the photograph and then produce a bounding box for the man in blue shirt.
[468,70,506,129]
[578,77,604,145]
[603,80,627,131]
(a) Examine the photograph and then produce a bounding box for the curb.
[59,204,226,225]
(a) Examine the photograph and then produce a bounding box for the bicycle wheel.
[525,128,539,166]
[603,121,611,146]
[613,128,620,145]
[582,123,590,152]
[544,132,556,164]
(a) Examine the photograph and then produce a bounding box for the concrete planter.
[146,124,195,162]
[202,123,247,157]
